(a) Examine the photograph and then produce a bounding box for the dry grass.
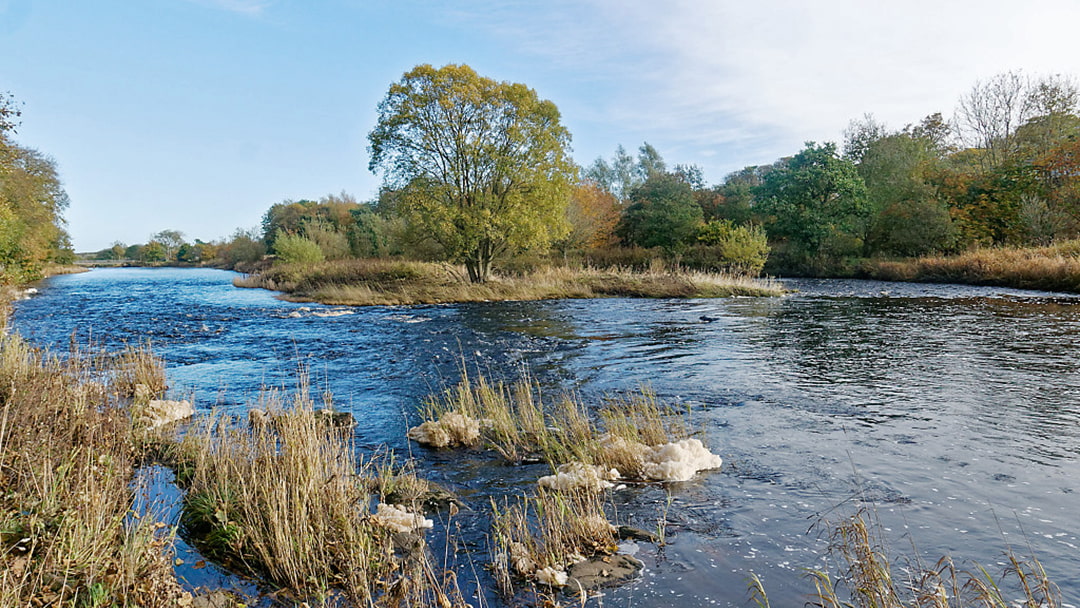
[0,335,187,606]
[111,341,169,401]
[866,240,1080,293]
[751,509,1060,608]
[175,376,468,606]
[234,258,784,305]
[410,370,711,483]
[490,488,618,593]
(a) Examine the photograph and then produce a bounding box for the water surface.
[12,268,1080,606]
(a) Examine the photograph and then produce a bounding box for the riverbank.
[232,259,785,305]
[861,240,1080,293]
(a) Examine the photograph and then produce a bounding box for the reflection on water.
[11,269,1080,605]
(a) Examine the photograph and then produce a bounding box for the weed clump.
[409,371,723,483]
[175,378,467,605]
[0,335,187,606]
[490,488,621,593]
[749,508,1061,608]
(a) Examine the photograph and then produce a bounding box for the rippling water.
[11,268,1080,606]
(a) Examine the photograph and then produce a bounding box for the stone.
[566,554,643,590]
[616,525,660,544]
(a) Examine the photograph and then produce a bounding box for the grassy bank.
[232,258,784,305]
[0,337,188,605]
[863,240,1080,293]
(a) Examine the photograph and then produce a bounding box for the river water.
[10,268,1080,606]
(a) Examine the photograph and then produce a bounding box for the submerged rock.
[616,525,660,544]
[566,554,643,590]
[313,408,355,427]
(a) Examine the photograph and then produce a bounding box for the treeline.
[0,92,74,284]
[101,69,1080,279]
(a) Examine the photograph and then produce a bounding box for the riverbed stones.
[566,554,643,590]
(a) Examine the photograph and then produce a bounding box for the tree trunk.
[465,240,494,283]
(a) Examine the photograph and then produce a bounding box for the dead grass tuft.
[234,258,785,305]
[175,374,468,605]
[0,335,187,606]
[866,240,1080,293]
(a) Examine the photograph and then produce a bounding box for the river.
[10,268,1080,606]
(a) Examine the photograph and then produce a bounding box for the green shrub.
[272,231,324,264]
[687,220,770,275]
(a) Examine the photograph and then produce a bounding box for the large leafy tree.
[368,64,575,282]
[616,173,703,252]
[755,142,869,264]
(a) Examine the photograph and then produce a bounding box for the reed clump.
[0,335,187,606]
[408,371,723,484]
[749,509,1060,608]
[233,258,784,305]
[175,380,467,606]
[111,341,169,401]
[490,488,619,593]
[866,240,1080,293]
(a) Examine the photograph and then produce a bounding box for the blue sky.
[3,0,1080,251]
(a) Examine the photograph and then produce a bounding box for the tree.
[140,241,166,262]
[0,139,72,282]
[691,219,770,275]
[955,71,1079,170]
[560,181,620,251]
[842,113,889,163]
[616,173,703,252]
[0,91,21,135]
[755,142,869,264]
[273,231,324,264]
[150,229,185,261]
[368,64,575,282]
[585,144,637,201]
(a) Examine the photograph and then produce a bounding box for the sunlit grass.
[0,335,187,605]
[233,258,784,305]
[867,239,1080,293]
[173,374,468,606]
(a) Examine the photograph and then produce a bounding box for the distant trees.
[616,173,703,252]
[754,142,869,268]
[0,92,74,283]
[368,64,576,282]
[96,68,1080,280]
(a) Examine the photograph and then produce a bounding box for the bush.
[686,220,769,275]
[273,231,324,264]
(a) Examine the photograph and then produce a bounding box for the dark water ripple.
[11,269,1080,606]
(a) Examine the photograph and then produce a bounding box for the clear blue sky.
[3,0,1080,251]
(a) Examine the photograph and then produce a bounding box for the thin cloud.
[445,0,1080,173]
[184,0,270,16]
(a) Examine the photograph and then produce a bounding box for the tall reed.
[751,508,1061,608]
[0,335,185,606]
[176,377,468,606]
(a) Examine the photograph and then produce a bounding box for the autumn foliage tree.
[561,181,620,250]
[0,92,73,283]
[368,64,576,282]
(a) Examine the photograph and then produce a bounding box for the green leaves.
[368,64,575,282]
[755,142,869,263]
